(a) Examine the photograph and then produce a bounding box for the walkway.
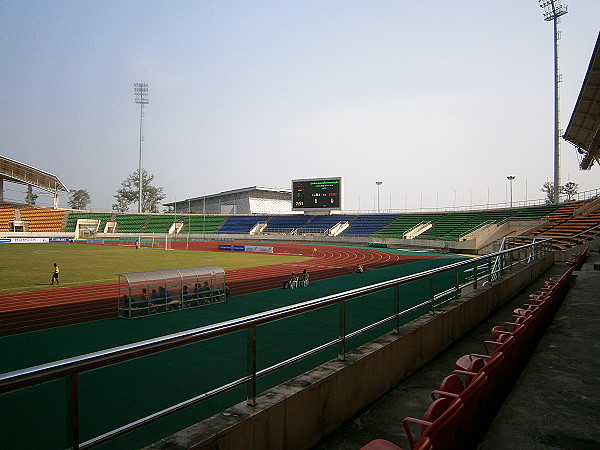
[317,250,600,449]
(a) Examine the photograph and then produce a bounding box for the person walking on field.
[51,263,60,285]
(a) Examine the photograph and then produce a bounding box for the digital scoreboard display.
[292,177,342,210]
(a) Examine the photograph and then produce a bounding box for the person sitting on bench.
[286,272,299,289]
[300,269,309,287]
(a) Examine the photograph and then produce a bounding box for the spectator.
[288,272,299,289]
[300,268,309,287]
[225,283,230,297]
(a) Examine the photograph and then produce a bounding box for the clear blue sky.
[1,1,598,211]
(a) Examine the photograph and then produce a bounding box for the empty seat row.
[360,247,588,450]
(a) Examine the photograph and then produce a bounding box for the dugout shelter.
[118,266,226,318]
[0,154,69,208]
[564,31,600,170]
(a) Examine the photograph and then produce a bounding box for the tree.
[113,169,165,213]
[541,181,579,204]
[68,189,91,210]
[540,181,556,205]
[25,185,38,205]
[562,181,578,202]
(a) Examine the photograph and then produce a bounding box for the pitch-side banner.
[0,238,50,244]
[219,244,273,253]
[0,238,70,244]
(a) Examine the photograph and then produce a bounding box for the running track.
[0,242,437,336]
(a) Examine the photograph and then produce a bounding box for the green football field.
[0,243,309,294]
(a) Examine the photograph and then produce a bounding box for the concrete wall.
[147,253,555,450]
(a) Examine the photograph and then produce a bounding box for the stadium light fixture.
[507,176,516,208]
[538,0,567,204]
[375,181,382,213]
[134,83,149,213]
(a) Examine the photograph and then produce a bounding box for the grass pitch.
[0,243,309,293]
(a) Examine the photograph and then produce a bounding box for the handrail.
[0,239,554,449]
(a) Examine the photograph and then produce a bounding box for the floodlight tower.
[134,83,149,212]
[375,181,382,212]
[507,176,516,208]
[539,0,567,204]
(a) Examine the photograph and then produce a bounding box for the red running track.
[0,242,437,336]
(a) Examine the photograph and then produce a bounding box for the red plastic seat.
[418,398,466,449]
[402,397,455,449]
[454,352,486,375]
[360,439,402,450]
[431,373,465,400]
[453,356,485,384]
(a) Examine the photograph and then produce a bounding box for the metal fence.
[0,239,554,449]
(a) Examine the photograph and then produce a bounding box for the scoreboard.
[292,177,342,211]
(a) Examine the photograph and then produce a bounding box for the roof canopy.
[563,32,600,170]
[0,155,69,193]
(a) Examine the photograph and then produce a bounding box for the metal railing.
[0,240,554,449]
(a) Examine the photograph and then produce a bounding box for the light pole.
[507,176,516,208]
[134,83,149,213]
[538,0,567,204]
[375,181,382,213]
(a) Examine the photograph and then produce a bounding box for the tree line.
[61,176,579,211]
[65,169,165,212]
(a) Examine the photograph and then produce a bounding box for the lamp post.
[375,181,382,213]
[507,176,516,208]
[538,0,567,204]
[134,83,149,213]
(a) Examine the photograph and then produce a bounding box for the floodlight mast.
[134,83,149,213]
[538,0,567,204]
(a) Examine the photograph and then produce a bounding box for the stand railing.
[0,240,554,449]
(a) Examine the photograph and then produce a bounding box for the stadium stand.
[64,211,114,233]
[113,213,148,233]
[18,206,65,232]
[417,211,482,240]
[507,204,560,220]
[522,201,600,249]
[341,214,399,237]
[145,214,179,233]
[360,248,588,450]
[264,214,312,233]
[0,203,16,232]
[216,215,270,234]
[297,214,354,234]
[374,213,446,239]
[182,214,226,234]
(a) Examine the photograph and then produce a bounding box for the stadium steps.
[61,210,70,231]
[141,215,151,232]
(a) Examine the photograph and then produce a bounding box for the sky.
[1,1,598,212]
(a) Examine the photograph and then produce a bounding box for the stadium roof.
[0,154,69,193]
[163,186,291,206]
[563,31,600,170]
